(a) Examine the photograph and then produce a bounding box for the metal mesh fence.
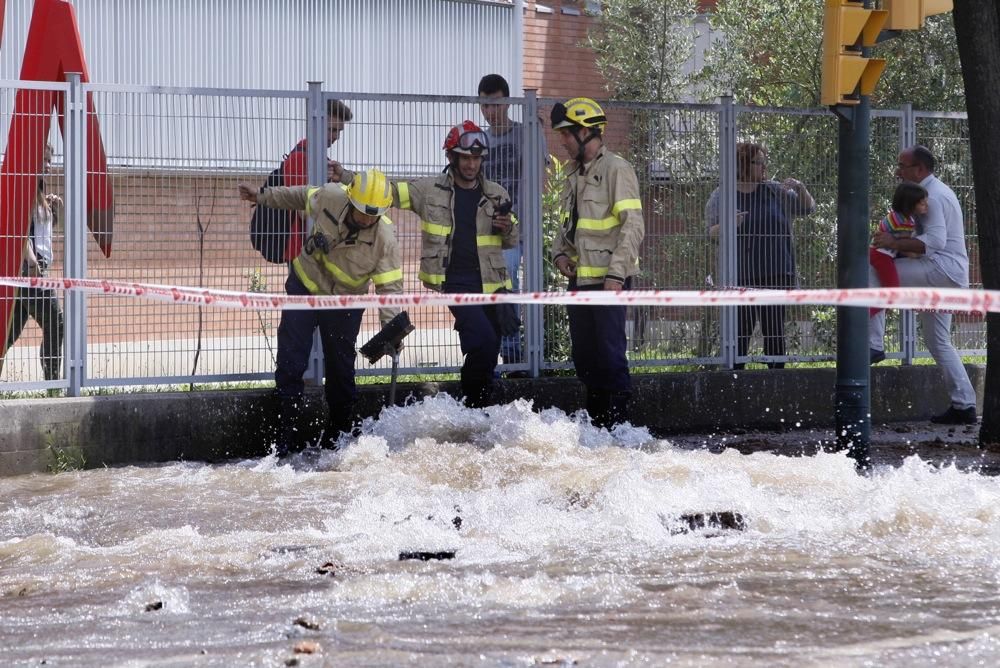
[81,90,307,385]
[0,80,985,392]
[1,84,68,386]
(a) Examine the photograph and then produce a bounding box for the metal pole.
[305,81,325,387]
[718,96,738,369]
[389,352,400,406]
[523,88,543,378]
[899,103,918,365]
[64,73,86,397]
[833,24,873,471]
[512,0,524,96]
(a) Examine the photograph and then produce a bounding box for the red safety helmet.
[443,120,489,156]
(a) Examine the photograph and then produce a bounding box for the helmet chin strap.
[572,128,601,165]
[344,208,362,233]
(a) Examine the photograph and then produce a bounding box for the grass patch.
[48,445,86,474]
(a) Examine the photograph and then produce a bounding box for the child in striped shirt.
[869,181,928,316]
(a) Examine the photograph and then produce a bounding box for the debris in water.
[670,511,746,535]
[293,640,320,654]
[315,562,337,576]
[294,616,320,631]
[399,551,456,561]
[144,601,163,612]
[535,655,579,666]
[269,544,315,555]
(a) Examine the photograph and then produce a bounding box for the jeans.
[869,258,976,410]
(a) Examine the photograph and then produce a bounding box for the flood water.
[2,395,1000,666]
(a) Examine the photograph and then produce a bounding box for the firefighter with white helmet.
[550,97,645,429]
[238,168,403,455]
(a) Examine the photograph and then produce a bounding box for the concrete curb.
[0,364,984,476]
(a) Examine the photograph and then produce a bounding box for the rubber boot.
[586,388,612,430]
[320,402,356,450]
[42,356,61,382]
[461,370,493,409]
[275,396,303,458]
[606,391,631,429]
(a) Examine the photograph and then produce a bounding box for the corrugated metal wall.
[0,0,516,94]
[0,0,519,170]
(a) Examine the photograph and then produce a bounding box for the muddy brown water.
[2,397,1000,666]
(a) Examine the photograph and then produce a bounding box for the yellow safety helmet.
[348,168,392,216]
[550,97,607,131]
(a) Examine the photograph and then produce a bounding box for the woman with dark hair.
[705,142,816,369]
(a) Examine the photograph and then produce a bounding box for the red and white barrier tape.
[0,276,997,314]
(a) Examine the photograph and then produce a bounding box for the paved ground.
[663,420,999,475]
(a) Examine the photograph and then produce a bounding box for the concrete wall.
[1,364,984,476]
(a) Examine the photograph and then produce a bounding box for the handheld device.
[360,311,415,364]
[492,200,512,234]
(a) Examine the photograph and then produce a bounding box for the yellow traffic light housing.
[821,0,888,106]
[884,0,953,31]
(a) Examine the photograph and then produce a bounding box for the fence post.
[305,81,325,387]
[900,103,917,364]
[64,73,87,397]
[523,89,543,378]
[718,96,738,369]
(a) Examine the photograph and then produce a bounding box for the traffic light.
[821,0,888,106]
[883,0,953,31]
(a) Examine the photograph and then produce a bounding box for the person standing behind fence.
[389,121,517,408]
[238,169,403,456]
[550,97,644,430]
[477,73,548,373]
[3,145,64,383]
[870,145,977,425]
[704,142,815,369]
[280,99,354,260]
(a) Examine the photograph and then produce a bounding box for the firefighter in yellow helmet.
[238,168,403,455]
[550,97,645,430]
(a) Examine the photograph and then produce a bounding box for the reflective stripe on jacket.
[394,171,517,293]
[552,146,645,285]
[258,184,403,324]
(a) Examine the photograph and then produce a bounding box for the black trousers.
[566,279,631,394]
[5,278,64,381]
[275,272,364,411]
[445,273,500,408]
[736,274,793,369]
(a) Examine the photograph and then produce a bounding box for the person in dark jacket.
[704,142,815,369]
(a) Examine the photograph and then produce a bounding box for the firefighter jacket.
[393,171,517,293]
[257,184,403,324]
[552,146,645,286]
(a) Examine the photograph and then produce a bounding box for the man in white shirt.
[870,145,977,424]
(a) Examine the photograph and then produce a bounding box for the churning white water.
[2,395,1000,666]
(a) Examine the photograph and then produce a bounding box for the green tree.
[587,0,700,103]
[700,1,963,111]
[586,0,968,364]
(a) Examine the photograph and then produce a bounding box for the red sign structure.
[0,0,113,358]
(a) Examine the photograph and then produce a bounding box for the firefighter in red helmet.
[394,120,518,407]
